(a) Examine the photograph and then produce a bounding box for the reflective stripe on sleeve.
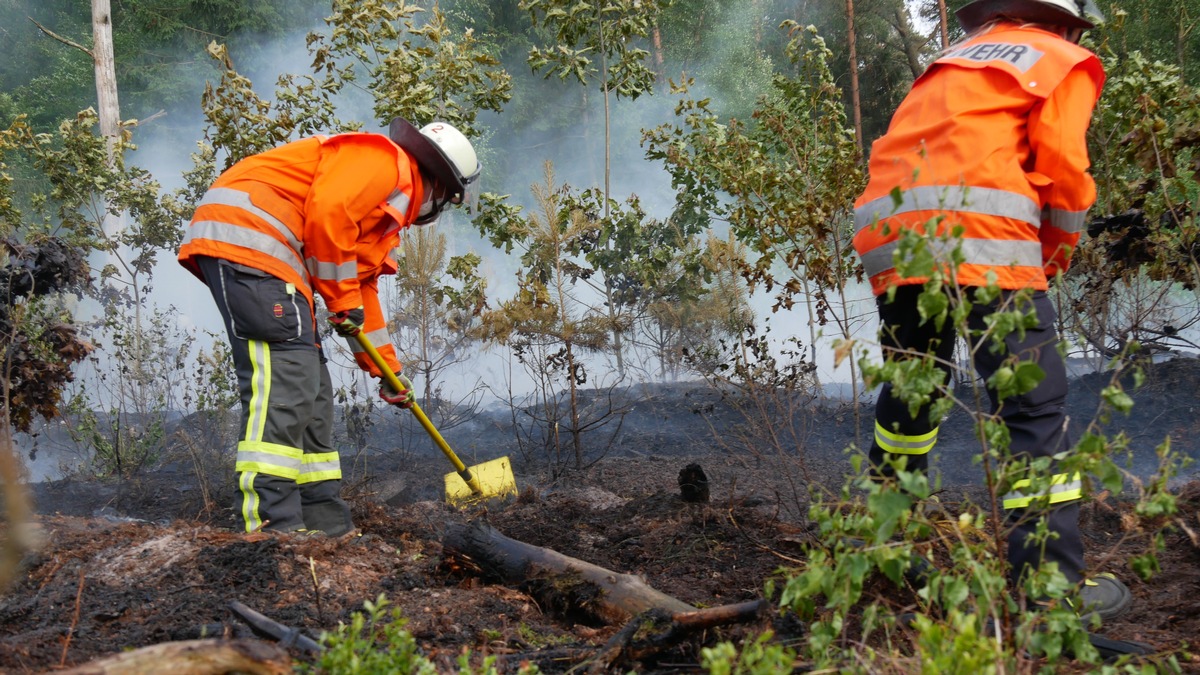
[855,185,1042,233]
[297,451,343,484]
[1044,207,1088,234]
[386,189,411,215]
[306,257,358,283]
[1002,472,1083,509]
[860,237,1043,279]
[875,421,938,455]
[350,328,392,355]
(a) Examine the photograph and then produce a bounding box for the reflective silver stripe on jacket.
[860,237,1042,279]
[306,257,358,283]
[196,187,305,256]
[185,220,309,284]
[1044,207,1088,234]
[855,185,1042,234]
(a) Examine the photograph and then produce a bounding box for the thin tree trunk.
[597,19,627,378]
[91,0,120,159]
[651,24,665,81]
[752,0,763,45]
[891,4,926,80]
[938,0,950,49]
[846,0,864,156]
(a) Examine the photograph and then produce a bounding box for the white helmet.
[388,117,481,206]
[956,0,1104,34]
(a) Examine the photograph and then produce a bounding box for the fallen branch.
[444,520,769,670]
[55,638,291,675]
[229,601,323,653]
[59,568,86,668]
[502,601,770,672]
[443,519,695,625]
[590,600,769,672]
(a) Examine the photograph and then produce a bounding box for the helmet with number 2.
[388,118,481,208]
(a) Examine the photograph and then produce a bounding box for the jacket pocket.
[218,263,303,343]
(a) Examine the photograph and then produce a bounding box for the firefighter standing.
[178,118,480,537]
[852,0,1131,619]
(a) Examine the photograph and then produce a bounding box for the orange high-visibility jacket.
[178,133,424,376]
[853,23,1105,296]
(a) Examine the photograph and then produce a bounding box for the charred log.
[442,519,695,625]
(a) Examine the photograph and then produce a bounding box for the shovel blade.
[445,456,517,504]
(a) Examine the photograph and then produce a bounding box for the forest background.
[3,0,1199,483]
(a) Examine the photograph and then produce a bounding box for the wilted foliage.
[0,237,92,433]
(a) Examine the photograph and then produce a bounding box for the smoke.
[74,1,879,418]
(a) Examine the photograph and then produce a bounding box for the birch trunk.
[91,0,120,158]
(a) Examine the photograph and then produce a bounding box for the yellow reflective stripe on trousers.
[236,440,303,479]
[237,340,303,480]
[1003,472,1083,509]
[245,340,270,443]
[875,421,937,455]
[239,471,263,533]
[297,451,342,484]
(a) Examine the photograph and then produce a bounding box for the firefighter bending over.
[178,118,480,536]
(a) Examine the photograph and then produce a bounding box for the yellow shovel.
[353,332,517,504]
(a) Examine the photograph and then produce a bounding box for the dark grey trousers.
[870,285,1085,585]
[196,256,353,536]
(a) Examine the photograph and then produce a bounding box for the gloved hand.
[329,307,365,337]
[380,373,415,408]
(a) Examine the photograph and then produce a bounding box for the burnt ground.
[3,359,1200,673]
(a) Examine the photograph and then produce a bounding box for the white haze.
[110,12,879,406]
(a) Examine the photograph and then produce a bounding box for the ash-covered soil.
[4,359,1200,673]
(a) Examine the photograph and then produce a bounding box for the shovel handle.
[352,332,482,495]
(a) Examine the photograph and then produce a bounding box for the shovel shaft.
[352,332,482,495]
